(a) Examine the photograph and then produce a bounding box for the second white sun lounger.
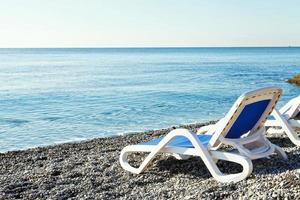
[120,87,287,183]
[265,95,300,145]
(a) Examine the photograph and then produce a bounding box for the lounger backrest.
[279,96,300,118]
[209,87,282,147]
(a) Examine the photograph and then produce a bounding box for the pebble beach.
[1,1,300,199]
[1,121,300,199]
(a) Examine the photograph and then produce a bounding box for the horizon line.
[0,46,300,49]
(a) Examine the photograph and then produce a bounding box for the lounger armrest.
[197,118,225,135]
[197,124,216,134]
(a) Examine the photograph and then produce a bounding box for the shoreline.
[1,121,300,199]
[0,121,217,154]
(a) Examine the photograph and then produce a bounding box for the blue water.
[0,47,300,152]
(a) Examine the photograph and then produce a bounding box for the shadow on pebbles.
[1,122,300,199]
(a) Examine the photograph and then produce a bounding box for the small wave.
[42,117,62,121]
[100,111,113,115]
[0,118,30,126]
[53,137,87,144]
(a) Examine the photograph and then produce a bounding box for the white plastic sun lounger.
[265,95,300,146]
[196,87,287,161]
[120,87,287,183]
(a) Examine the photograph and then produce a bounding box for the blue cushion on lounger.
[142,134,212,148]
[226,99,270,139]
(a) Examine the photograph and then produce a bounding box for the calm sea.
[0,47,300,152]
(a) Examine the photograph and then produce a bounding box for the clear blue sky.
[0,0,300,47]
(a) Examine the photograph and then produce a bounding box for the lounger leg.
[120,145,159,174]
[272,144,288,160]
[209,151,253,182]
